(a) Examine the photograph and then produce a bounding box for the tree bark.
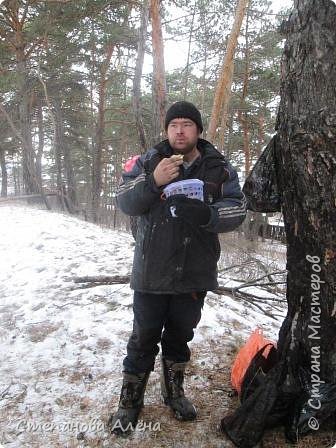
[91,43,114,221]
[237,8,251,176]
[207,0,249,142]
[53,101,65,209]
[150,0,166,144]
[35,98,44,187]
[36,70,61,210]
[200,44,208,133]
[276,0,336,384]
[13,158,21,195]
[18,54,38,195]
[183,1,196,99]
[0,149,7,197]
[132,0,149,152]
[257,110,265,158]
[63,138,78,212]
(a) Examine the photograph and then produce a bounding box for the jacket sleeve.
[202,162,247,233]
[116,152,162,216]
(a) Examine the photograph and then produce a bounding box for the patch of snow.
[0,205,287,447]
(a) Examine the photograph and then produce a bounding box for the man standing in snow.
[109,101,246,434]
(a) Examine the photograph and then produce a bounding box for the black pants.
[123,291,205,374]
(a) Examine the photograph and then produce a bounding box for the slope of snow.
[0,205,286,447]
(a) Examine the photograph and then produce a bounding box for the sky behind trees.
[144,0,294,74]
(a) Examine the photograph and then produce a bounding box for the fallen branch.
[72,275,130,285]
[0,384,11,399]
[72,274,286,301]
[214,289,283,320]
[214,275,287,320]
[240,270,287,285]
[72,274,285,304]
[71,273,286,320]
[0,383,27,404]
[218,260,255,272]
[237,281,286,290]
[215,284,285,302]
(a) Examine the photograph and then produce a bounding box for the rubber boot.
[108,371,150,435]
[161,358,197,421]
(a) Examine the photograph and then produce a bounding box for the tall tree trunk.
[90,19,96,151]
[150,0,166,144]
[276,0,336,385]
[132,0,149,152]
[207,0,249,142]
[10,2,39,195]
[199,4,209,135]
[222,1,336,445]
[239,113,250,176]
[0,149,7,197]
[200,46,208,135]
[226,112,235,159]
[237,9,250,176]
[35,99,44,187]
[35,71,58,210]
[53,101,66,210]
[17,55,38,194]
[63,140,77,212]
[52,99,77,212]
[91,43,114,221]
[257,109,265,158]
[13,157,21,195]
[183,1,196,99]
[1,3,42,195]
[217,92,229,149]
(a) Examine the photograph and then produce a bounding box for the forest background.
[0,0,292,227]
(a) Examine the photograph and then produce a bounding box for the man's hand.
[166,194,211,226]
[153,155,183,187]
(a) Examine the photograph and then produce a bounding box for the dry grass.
[96,337,112,351]
[26,322,61,343]
[73,342,334,448]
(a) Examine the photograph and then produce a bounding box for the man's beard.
[171,139,198,155]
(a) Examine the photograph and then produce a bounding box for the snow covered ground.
[0,205,287,448]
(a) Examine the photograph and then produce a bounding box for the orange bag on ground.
[231,328,276,395]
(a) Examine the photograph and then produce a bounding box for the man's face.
[167,118,200,155]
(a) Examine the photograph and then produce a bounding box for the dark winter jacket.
[116,138,246,294]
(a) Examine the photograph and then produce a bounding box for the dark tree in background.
[132,0,149,153]
[150,0,167,144]
[222,0,336,446]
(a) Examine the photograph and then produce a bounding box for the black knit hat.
[165,101,203,133]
